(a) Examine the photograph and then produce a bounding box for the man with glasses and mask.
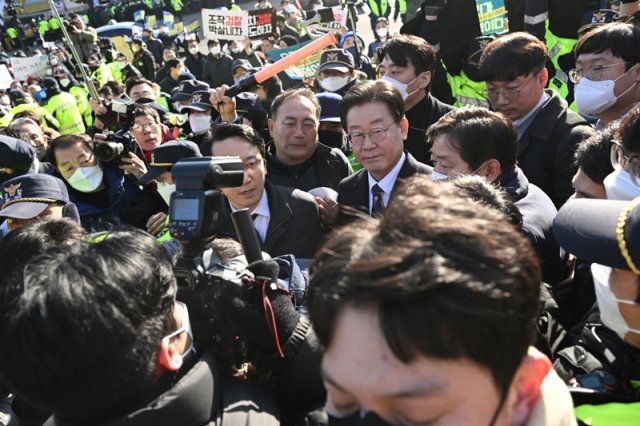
[310,175,577,426]
[572,22,640,131]
[480,32,594,209]
[331,80,432,224]
[378,34,454,165]
[428,107,568,286]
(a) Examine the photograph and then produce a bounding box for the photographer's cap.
[0,135,36,172]
[182,90,214,112]
[171,80,210,101]
[318,49,354,74]
[554,197,640,274]
[0,174,71,219]
[139,140,202,184]
[316,92,342,123]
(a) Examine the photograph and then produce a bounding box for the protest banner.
[475,0,508,36]
[163,11,174,26]
[304,7,347,31]
[186,19,201,33]
[267,40,323,80]
[145,15,157,29]
[202,9,245,41]
[247,8,275,40]
[133,9,145,23]
[10,55,49,81]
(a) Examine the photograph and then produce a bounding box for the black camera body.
[94,130,138,163]
[168,156,250,364]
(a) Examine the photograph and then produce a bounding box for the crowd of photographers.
[1,0,640,425]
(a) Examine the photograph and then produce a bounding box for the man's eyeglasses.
[611,140,640,184]
[485,75,535,103]
[348,122,398,147]
[131,121,158,133]
[569,62,631,84]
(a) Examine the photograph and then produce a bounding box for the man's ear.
[157,338,184,372]
[418,71,432,89]
[632,63,640,82]
[537,68,549,88]
[399,116,409,140]
[483,159,503,183]
[267,118,275,138]
[504,352,551,426]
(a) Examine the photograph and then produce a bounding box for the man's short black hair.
[166,58,181,70]
[47,134,94,166]
[0,228,177,421]
[575,22,640,66]
[451,174,523,230]
[309,175,541,395]
[574,127,615,185]
[339,80,404,129]
[204,122,266,157]
[479,32,547,82]
[616,103,640,154]
[379,34,436,78]
[125,76,155,96]
[426,107,518,172]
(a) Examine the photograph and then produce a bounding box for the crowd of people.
[0,0,640,425]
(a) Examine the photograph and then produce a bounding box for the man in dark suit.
[325,80,432,223]
[208,123,322,259]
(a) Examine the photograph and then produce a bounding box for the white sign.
[0,65,13,89]
[202,9,246,41]
[10,55,49,81]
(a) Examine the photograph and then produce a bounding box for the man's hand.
[90,97,107,115]
[119,152,147,179]
[146,212,168,236]
[316,196,339,225]
[210,85,237,122]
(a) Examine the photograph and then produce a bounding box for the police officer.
[42,77,85,136]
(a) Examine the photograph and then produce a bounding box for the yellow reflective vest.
[43,92,85,135]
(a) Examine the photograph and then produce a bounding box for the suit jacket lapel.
[263,183,292,253]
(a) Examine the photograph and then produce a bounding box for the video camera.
[168,157,255,363]
[94,130,138,163]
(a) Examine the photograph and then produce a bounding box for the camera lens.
[95,142,124,162]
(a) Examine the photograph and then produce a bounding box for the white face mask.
[380,75,421,102]
[189,47,199,55]
[189,114,211,134]
[375,27,388,38]
[210,46,221,56]
[50,58,59,66]
[604,169,640,200]
[320,76,350,92]
[592,263,640,341]
[431,170,449,181]
[232,46,242,54]
[157,181,176,205]
[60,78,71,88]
[67,165,103,193]
[575,67,637,116]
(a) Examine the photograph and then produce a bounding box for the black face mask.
[318,129,346,151]
[463,63,482,83]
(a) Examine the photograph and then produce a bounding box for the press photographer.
[47,133,163,231]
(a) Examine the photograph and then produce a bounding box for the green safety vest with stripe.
[69,85,92,127]
[446,69,490,109]
[0,103,60,129]
[348,153,362,172]
[544,23,578,111]
[49,17,61,30]
[368,0,389,17]
[6,27,18,39]
[91,63,115,88]
[397,0,406,14]
[574,381,640,425]
[143,0,153,9]
[38,20,50,36]
[170,0,183,11]
[43,92,85,135]
[107,61,125,84]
